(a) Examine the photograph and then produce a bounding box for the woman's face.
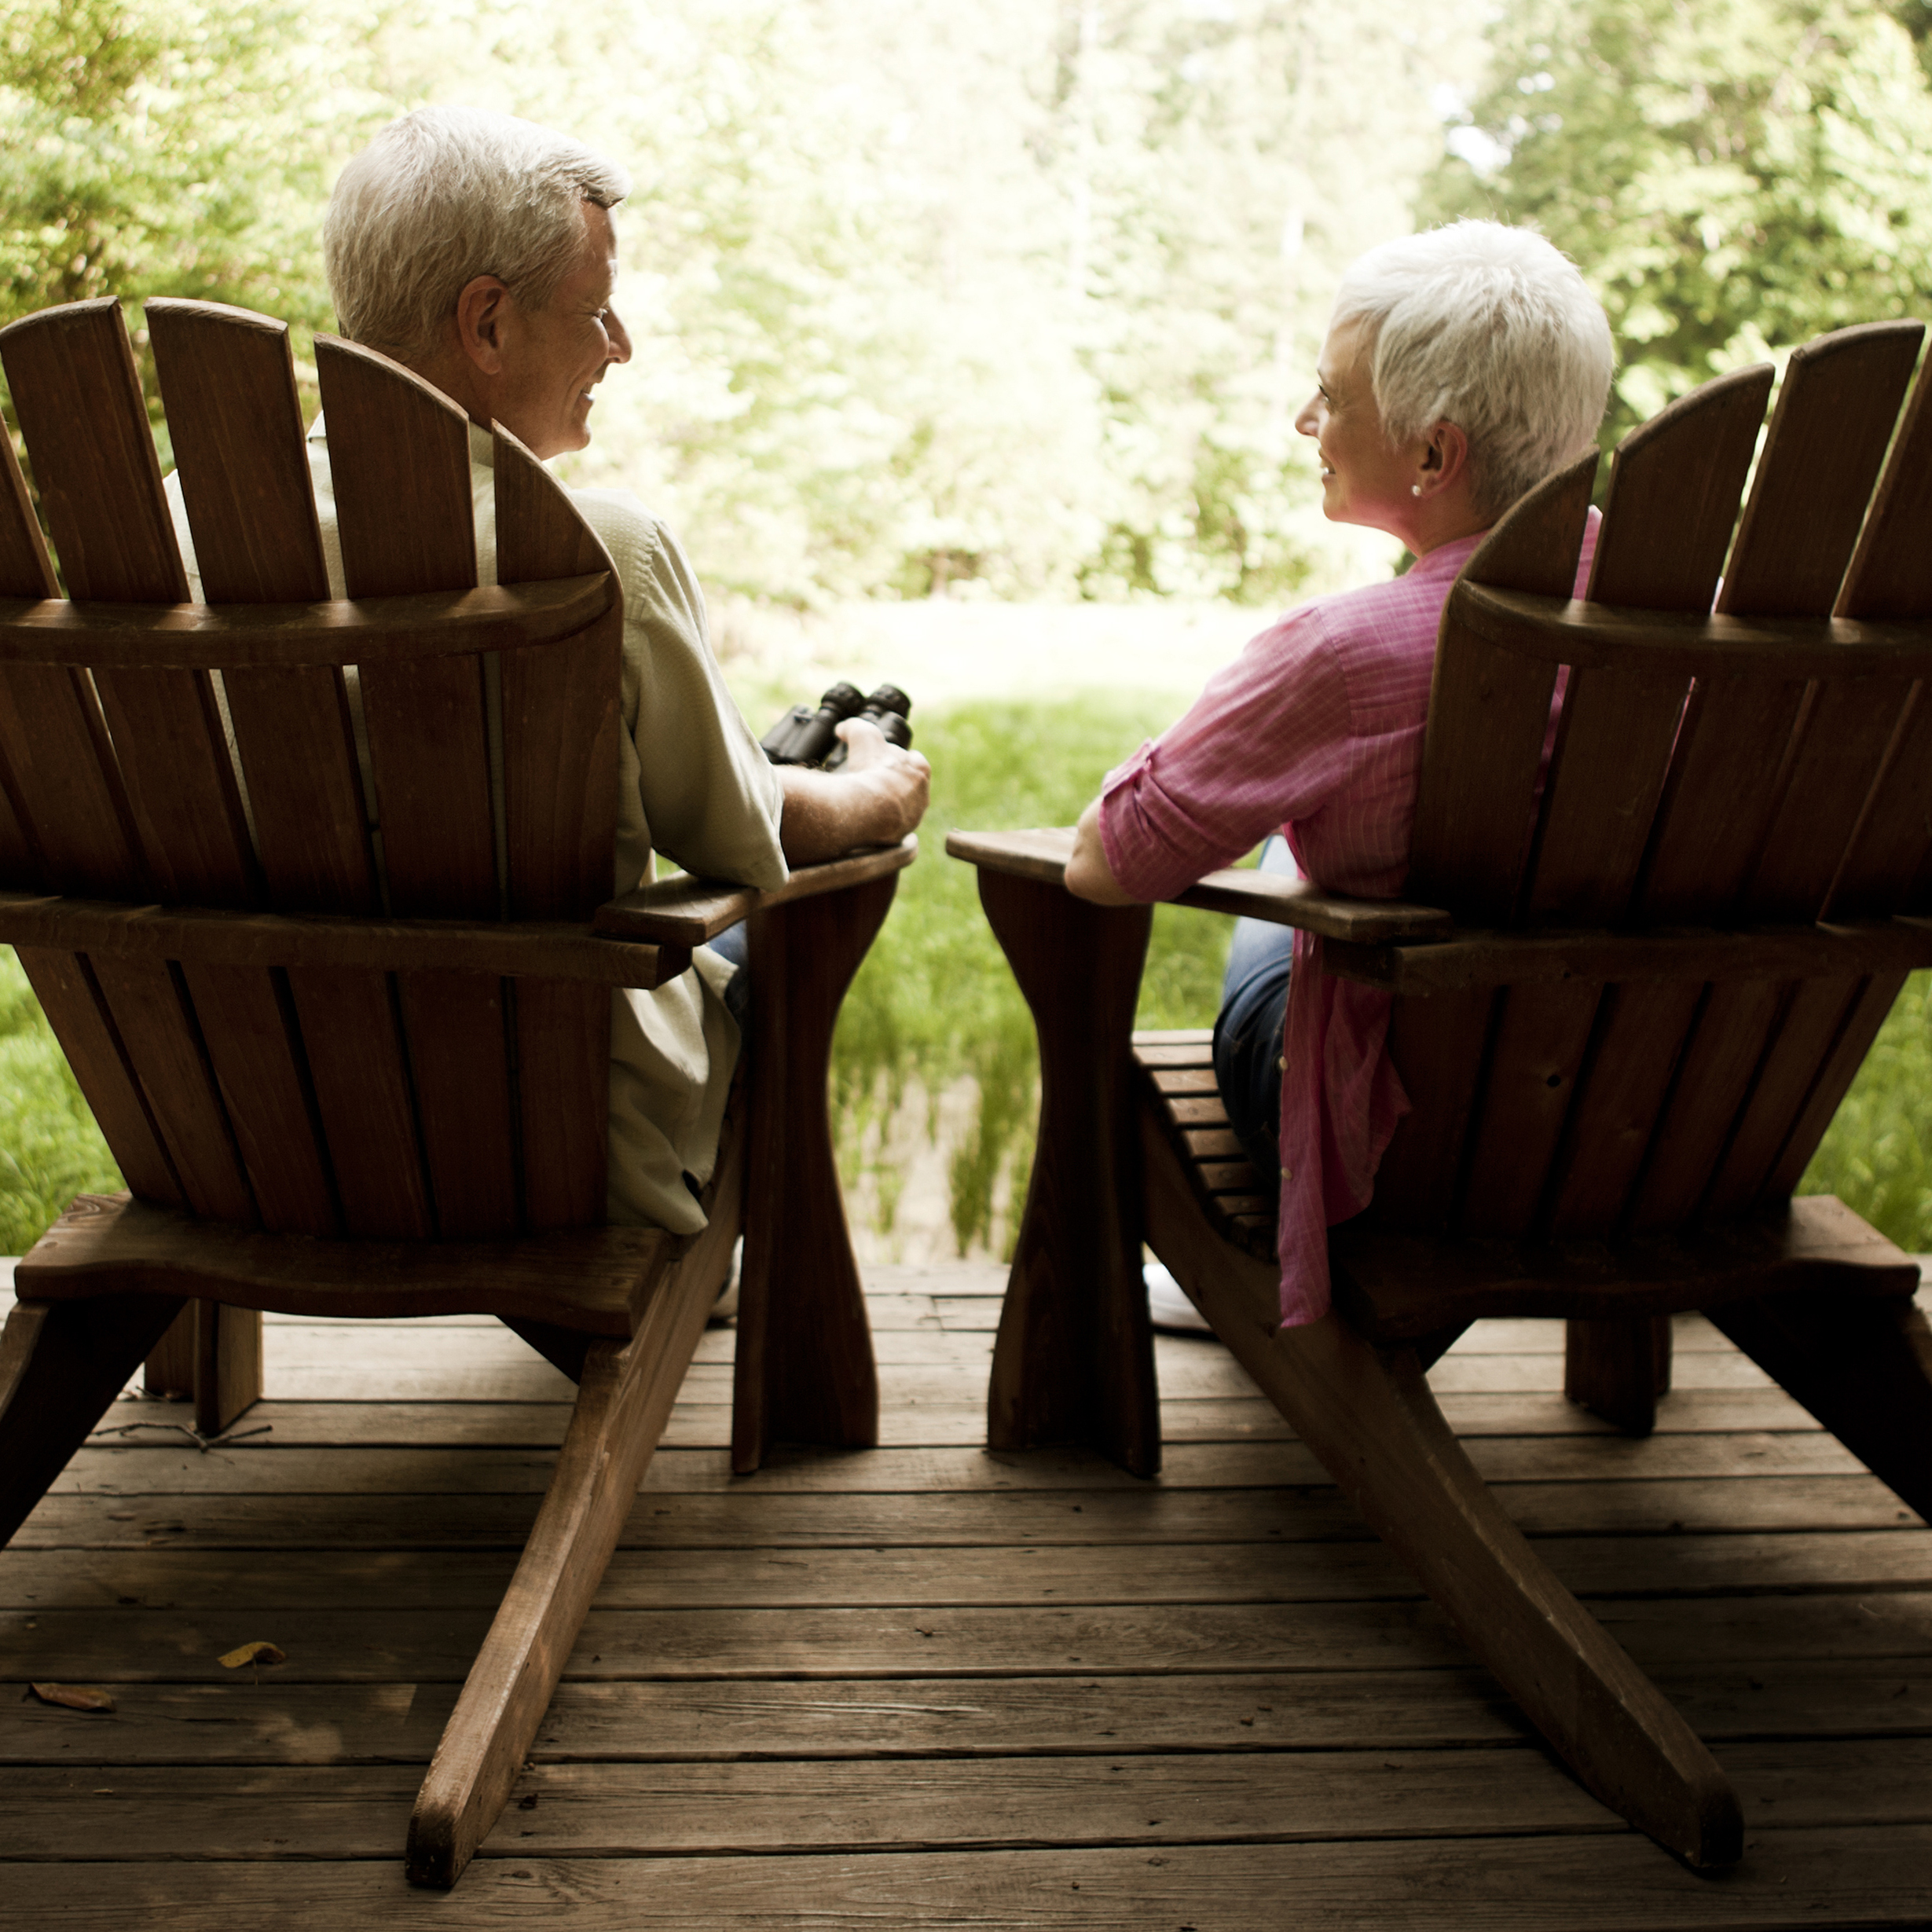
[1295,317,1429,536]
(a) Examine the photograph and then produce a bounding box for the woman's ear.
[1417,422,1471,496]
[453,274,512,376]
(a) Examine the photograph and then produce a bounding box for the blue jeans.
[707,919,750,1032]
[1212,836,1297,1178]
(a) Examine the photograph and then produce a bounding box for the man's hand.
[776,717,931,867]
[1065,795,1140,905]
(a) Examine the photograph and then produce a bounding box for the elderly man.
[174,104,929,1235]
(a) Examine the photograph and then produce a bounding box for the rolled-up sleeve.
[1098,607,1354,901]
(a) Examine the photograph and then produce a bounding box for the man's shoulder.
[564,486,675,569]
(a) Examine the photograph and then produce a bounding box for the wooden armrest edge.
[944,826,1453,943]
[593,834,917,944]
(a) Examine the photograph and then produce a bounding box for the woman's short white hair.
[1332,220,1613,520]
[324,105,631,361]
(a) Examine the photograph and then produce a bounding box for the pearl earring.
[1410,484,1422,497]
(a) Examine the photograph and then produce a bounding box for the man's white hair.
[1332,220,1613,520]
[324,105,632,361]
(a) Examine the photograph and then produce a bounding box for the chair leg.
[1141,1108,1743,1868]
[1565,1313,1673,1435]
[1707,1289,1932,1521]
[974,867,1161,1476]
[143,1300,263,1435]
[0,1293,188,1546]
[732,877,895,1472]
[404,1192,735,1888]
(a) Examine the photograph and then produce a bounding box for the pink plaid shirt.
[1099,519,1597,1326]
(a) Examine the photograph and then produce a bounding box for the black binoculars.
[761,680,914,770]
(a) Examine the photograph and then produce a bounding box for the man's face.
[491,201,631,460]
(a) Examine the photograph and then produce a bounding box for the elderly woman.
[1065,220,1613,1332]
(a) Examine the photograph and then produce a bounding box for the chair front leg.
[0,1292,188,1545]
[975,867,1160,1476]
[732,871,897,1472]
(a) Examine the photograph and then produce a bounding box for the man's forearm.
[776,737,929,867]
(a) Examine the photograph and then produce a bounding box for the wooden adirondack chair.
[0,295,905,1886]
[947,320,1932,1869]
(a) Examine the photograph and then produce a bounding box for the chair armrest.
[944,827,1453,945]
[592,835,918,947]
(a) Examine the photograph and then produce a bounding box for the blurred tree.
[0,0,389,324]
[1,0,1478,601]
[1426,0,1932,442]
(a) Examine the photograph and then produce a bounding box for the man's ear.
[453,273,512,376]
[1417,421,1471,496]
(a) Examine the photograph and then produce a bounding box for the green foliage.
[0,950,122,1257]
[1798,971,1932,1252]
[828,693,1232,1256]
[0,0,383,331]
[1427,0,1932,445]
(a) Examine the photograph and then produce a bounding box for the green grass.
[827,693,1234,1256]
[1795,971,1932,1254]
[0,948,123,1256]
[3,706,1930,1264]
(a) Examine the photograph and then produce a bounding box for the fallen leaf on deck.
[218,1641,287,1669]
[29,1682,115,1712]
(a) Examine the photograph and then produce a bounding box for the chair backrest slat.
[1521,368,1773,929]
[1822,354,1932,915]
[0,301,256,906]
[149,299,378,918]
[86,951,258,1223]
[0,351,145,898]
[12,945,188,1208]
[1716,322,1923,619]
[493,427,621,1227]
[1406,451,1596,923]
[494,427,620,920]
[315,335,511,1237]
[1838,350,1932,621]
[317,336,494,919]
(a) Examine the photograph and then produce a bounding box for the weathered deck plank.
[0,1260,1926,1921]
[4,1831,1932,1928]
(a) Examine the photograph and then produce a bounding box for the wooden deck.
[2,1259,1929,1927]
